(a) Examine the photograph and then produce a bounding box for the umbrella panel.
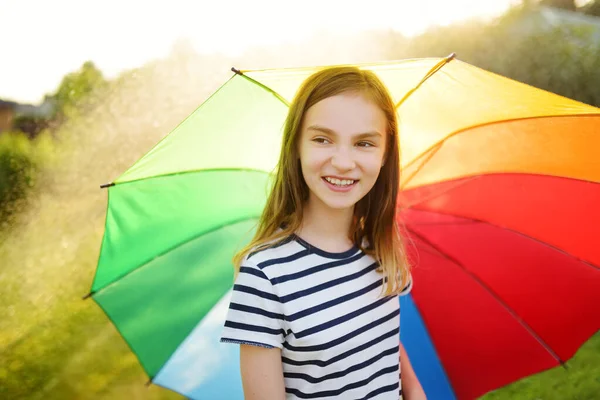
[114,74,288,185]
[402,208,600,399]
[401,173,600,268]
[401,115,600,189]
[92,170,270,292]
[94,218,258,378]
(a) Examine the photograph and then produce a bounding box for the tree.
[49,61,108,120]
[540,0,577,10]
[581,0,600,16]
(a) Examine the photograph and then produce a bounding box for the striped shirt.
[220,234,412,399]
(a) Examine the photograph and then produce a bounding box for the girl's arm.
[240,344,286,400]
[400,341,427,400]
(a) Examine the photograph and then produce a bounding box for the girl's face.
[298,92,388,212]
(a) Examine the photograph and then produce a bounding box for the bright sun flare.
[3,0,516,103]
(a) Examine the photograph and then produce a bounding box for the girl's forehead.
[303,94,387,133]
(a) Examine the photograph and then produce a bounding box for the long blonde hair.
[233,66,410,297]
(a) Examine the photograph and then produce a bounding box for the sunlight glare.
[3,0,516,103]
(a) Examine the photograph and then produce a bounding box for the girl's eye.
[313,137,330,144]
[357,141,375,147]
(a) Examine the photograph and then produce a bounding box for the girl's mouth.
[322,177,358,192]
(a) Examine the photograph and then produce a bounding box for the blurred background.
[1,0,599,398]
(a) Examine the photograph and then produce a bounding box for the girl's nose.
[330,148,356,171]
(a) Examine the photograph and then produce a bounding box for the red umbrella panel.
[398,171,600,400]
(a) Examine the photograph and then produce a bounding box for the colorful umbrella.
[86,55,600,400]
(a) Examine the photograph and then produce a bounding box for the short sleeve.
[220,257,286,349]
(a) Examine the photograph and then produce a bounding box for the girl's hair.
[233,66,411,297]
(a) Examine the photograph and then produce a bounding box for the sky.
[2,0,523,104]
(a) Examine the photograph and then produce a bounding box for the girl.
[220,66,425,400]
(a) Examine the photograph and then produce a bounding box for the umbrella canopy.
[87,55,600,400]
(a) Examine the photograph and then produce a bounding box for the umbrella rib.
[408,207,599,271]
[405,226,567,367]
[400,175,482,209]
[103,72,240,188]
[408,220,477,226]
[101,167,273,189]
[395,53,456,109]
[231,67,290,107]
[400,142,444,190]
[83,216,260,299]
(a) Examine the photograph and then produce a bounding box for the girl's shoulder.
[245,233,298,265]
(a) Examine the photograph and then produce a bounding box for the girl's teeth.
[326,177,354,186]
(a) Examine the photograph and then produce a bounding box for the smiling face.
[298,92,388,212]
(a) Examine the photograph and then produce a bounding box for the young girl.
[220,66,426,399]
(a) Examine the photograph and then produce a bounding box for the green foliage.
[0,132,38,222]
[12,114,50,138]
[540,0,577,11]
[49,61,109,120]
[582,0,600,16]
[0,130,57,228]
[0,61,108,224]
[498,26,600,107]
[390,5,600,107]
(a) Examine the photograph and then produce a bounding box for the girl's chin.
[315,195,360,211]
[305,182,369,211]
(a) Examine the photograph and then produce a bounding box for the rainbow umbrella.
[86,55,600,400]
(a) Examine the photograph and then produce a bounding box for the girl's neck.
[296,197,355,252]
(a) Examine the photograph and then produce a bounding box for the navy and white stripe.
[220,234,412,399]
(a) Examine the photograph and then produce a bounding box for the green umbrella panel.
[88,73,288,378]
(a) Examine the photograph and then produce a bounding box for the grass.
[481,333,600,400]
[0,58,211,399]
